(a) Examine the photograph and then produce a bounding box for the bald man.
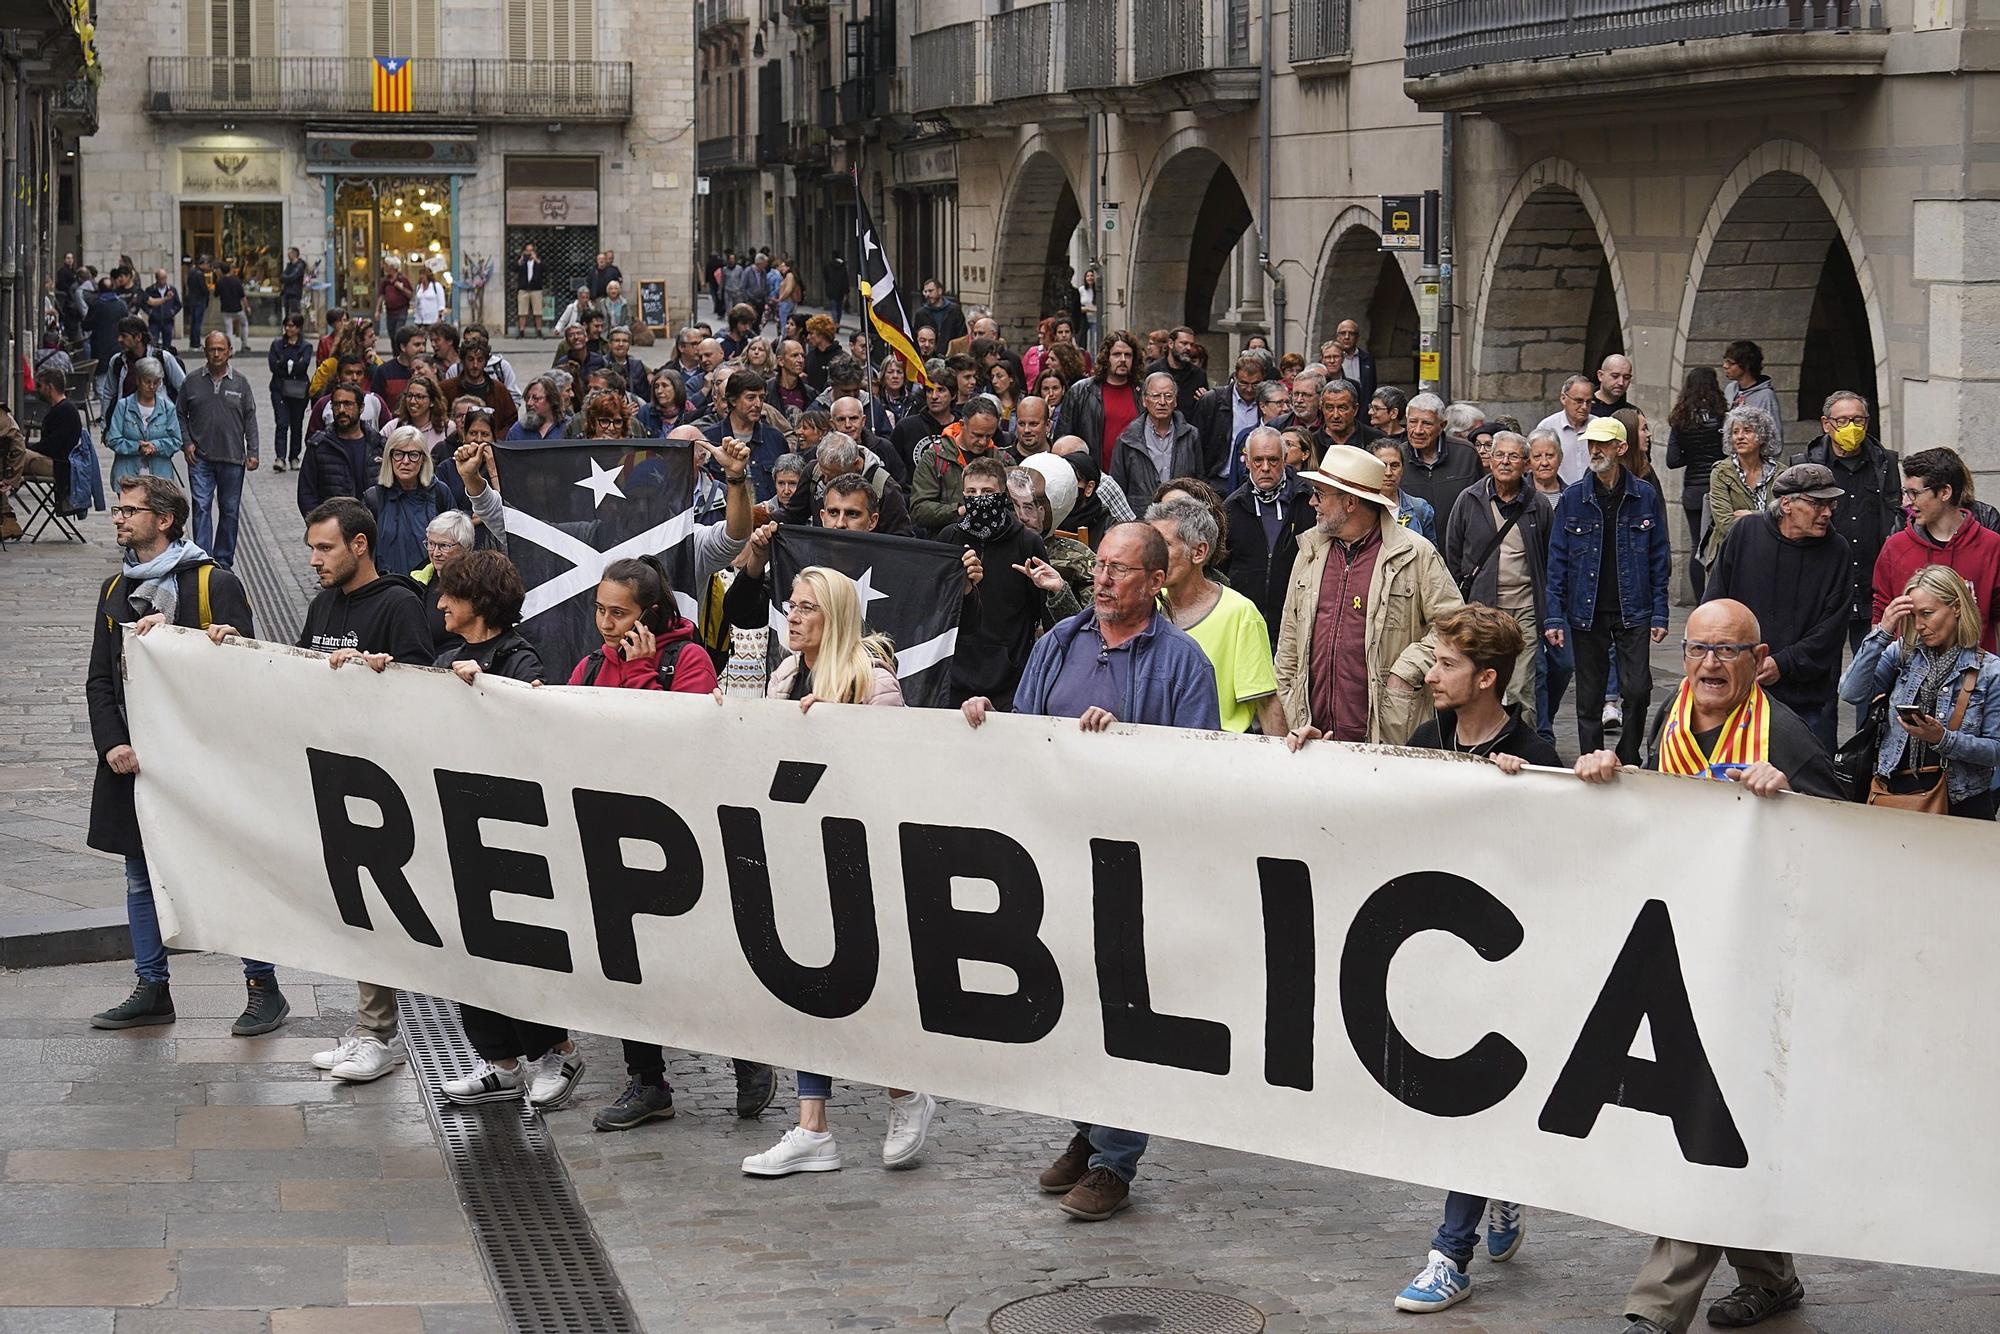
[1573,597,1836,1331]
[1590,353,1635,418]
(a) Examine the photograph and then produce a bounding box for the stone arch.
[1128,141,1255,338]
[1470,159,1631,426]
[990,142,1086,350]
[1675,140,1889,446]
[1309,207,1422,392]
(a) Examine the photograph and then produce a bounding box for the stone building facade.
[84,0,695,334]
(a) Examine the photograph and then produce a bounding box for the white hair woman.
[106,357,185,485]
[1842,564,2000,818]
[365,423,455,575]
[1703,404,1781,564]
[739,566,938,1178]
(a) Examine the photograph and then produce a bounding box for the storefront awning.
[306,128,479,175]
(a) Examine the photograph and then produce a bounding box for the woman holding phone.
[1841,564,2000,818]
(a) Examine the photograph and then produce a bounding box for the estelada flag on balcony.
[372,57,413,113]
[853,176,932,388]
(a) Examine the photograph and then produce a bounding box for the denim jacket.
[1013,607,1220,730]
[1543,470,1671,633]
[1839,632,2000,803]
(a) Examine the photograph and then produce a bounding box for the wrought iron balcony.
[1290,0,1353,67]
[1405,0,1888,109]
[1066,0,1120,90]
[146,57,633,122]
[53,76,98,135]
[910,22,978,114]
[992,4,1055,103]
[1135,0,1254,81]
[698,134,755,173]
[697,0,749,37]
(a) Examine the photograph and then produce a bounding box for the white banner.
[125,628,2000,1274]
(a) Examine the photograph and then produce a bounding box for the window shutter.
[413,0,438,59]
[573,0,595,62]
[344,0,370,59]
[371,0,393,55]
[506,0,529,62]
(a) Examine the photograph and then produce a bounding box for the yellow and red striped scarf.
[1656,677,1772,777]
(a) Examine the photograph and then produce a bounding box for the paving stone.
[124,1181,281,1214]
[166,1210,388,1248]
[344,1244,489,1305]
[172,1244,348,1308]
[0,1312,113,1334]
[175,1037,327,1065]
[191,1148,387,1182]
[0,1104,177,1150]
[4,1149,192,1183]
[0,1247,175,1306]
[175,1105,307,1150]
[0,1213,165,1248]
[205,1080,347,1106]
[272,1309,425,1333]
[113,1313,266,1334]
[416,1307,508,1334]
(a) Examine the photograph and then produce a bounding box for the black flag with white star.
[492,438,697,679]
[854,175,933,387]
[766,526,965,707]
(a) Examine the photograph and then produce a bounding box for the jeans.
[827,295,844,327]
[1432,1192,1489,1270]
[274,396,306,464]
[124,853,272,984]
[798,1071,833,1101]
[777,301,796,338]
[1536,633,1574,749]
[186,305,207,346]
[189,456,245,567]
[1572,619,1654,765]
[383,309,407,340]
[1072,1122,1148,1183]
[1682,490,1708,600]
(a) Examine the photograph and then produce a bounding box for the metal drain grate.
[989,1286,1265,1334]
[398,991,644,1334]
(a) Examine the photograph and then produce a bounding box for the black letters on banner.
[305,748,442,947]
[1090,839,1231,1075]
[1259,857,1315,1091]
[1538,899,1748,1169]
[572,789,703,984]
[1340,872,1527,1117]
[434,769,574,972]
[898,823,1063,1044]
[718,806,878,1019]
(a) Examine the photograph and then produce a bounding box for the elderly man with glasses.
[1702,463,1853,751]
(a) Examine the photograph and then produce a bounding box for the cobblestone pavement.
[6,432,1997,1331]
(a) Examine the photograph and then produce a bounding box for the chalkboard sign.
[637,279,668,330]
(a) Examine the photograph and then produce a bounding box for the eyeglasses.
[1826,414,1869,428]
[390,450,427,463]
[426,540,461,555]
[1096,560,1148,580]
[1788,494,1839,511]
[1682,641,1758,662]
[1900,486,1933,502]
[109,505,155,519]
[785,601,823,617]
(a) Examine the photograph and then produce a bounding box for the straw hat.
[1297,444,1394,508]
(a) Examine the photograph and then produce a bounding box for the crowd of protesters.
[54,263,2000,1334]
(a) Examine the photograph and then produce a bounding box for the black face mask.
[961,491,1013,541]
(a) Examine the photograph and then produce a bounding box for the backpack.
[103,564,213,633]
[579,641,684,690]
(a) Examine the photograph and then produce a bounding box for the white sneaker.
[311,1033,362,1072]
[1602,700,1624,731]
[441,1060,526,1105]
[881,1092,936,1168]
[329,1034,406,1083]
[527,1049,586,1108]
[742,1126,842,1177]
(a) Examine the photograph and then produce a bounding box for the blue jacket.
[1840,632,2000,804]
[702,416,789,499]
[105,393,185,485]
[1394,492,1437,546]
[1544,469,1671,633]
[1013,607,1220,730]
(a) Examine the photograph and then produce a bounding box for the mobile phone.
[1896,704,1927,723]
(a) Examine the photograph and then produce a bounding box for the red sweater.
[566,622,718,692]
[1871,516,2000,651]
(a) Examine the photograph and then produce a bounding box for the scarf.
[121,540,208,623]
[1656,677,1772,777]
[1732,455,1772,510]
[1903,644,1964,771]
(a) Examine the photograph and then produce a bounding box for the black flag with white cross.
[765,525,965,707]
[493,438,697,679]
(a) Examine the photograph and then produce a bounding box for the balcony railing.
[992,4,1055,102]
[1406,0,1884,79]
[698,134,753,172]
[911,22,978,113]
[1066,0,1119,89]
[147,57,633,121]
[697,0,748,35]
[1291,0,1352,63]
[1134,0,1252,82]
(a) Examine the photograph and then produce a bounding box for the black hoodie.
[934,513,1046,708]
[297,571,434,662]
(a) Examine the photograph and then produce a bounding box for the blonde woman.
[740,566,936,1176]
[364,423,455,575]
[1842,564,2000,819]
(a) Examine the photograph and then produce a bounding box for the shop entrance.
[330,177,455,320]
[179,202,285,324]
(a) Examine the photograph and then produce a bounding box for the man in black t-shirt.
[1408,605,1559,769]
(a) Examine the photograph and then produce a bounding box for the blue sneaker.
[1394,1250,1471,1313]
[1486,1200,1524,1262]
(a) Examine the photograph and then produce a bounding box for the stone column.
[1910,197,2000,493]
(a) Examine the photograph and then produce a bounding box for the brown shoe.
[1059,1166,1131,1221]
[1038,1133,1094,1194]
